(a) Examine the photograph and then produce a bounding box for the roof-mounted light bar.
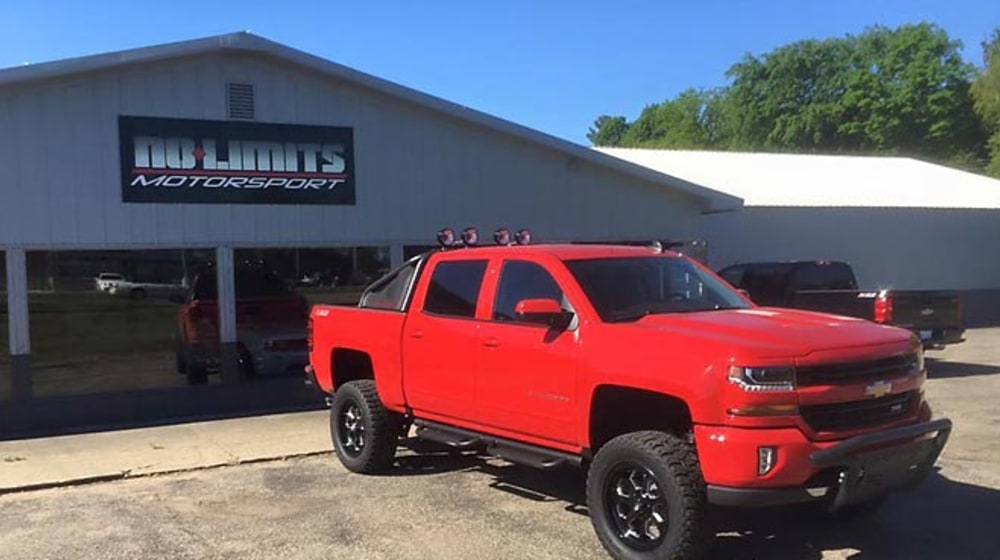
[437,227,532,248]
[461,227,480,247]
[494,228,512,246]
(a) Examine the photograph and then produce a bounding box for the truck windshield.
[565,256,751,322]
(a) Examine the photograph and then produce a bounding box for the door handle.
[483,337,500,348]
[409,330,425,339]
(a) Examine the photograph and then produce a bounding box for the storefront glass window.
[230,247,389,381]
[404,245,438,261]
[27,249,217,397]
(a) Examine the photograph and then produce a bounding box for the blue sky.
[1,0,997,144]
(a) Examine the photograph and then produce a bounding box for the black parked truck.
[718,260,964,347]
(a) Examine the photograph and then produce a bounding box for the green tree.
[973,29,1000,177]
[589,23,989,170]
[726,23,984,160]
[622,89,730,148]
[587,89,731,149]
[587,116,629,146]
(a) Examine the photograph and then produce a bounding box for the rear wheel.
[330,380,401,473]
[587,431,708,560]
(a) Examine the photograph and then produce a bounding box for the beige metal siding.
[705,208,1000,291]
[0,53,704,249]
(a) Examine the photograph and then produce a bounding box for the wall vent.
[227,83,255,120]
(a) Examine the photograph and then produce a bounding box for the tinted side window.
[493,261,564,321]
[423,260,488,318]
[361,261,417,311]
[792,263,857,291]
[738,264,795,305]
[718,266,745,287]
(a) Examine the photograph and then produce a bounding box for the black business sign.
[119,116,356,205]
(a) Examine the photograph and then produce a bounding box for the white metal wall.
[704,207,1000,291]
[0,53,705,250]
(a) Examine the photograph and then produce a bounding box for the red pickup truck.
[307,239,951,560]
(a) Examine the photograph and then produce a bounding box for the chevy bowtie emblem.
[865,380,892,399]
[921,308,935,316]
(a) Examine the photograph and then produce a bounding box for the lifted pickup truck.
[308,242,951,560]
[718,260,964,347]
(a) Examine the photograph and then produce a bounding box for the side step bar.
[413,419,582,470]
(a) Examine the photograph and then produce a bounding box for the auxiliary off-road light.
[494,228,512,245]
[515,229,532,245]
[462,227,480,247]
[758,446,777,476]
[437,228,457,247]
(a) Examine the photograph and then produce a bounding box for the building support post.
[215,246,240,385]
[389,244,404,269]
[6,249,32,400]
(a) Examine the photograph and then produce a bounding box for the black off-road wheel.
[587,431,709,560]
[330,380,402,473]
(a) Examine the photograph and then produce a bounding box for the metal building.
[598,148,1000,326]
[0,33,738,437]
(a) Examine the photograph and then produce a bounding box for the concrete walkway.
[0,410,332,493]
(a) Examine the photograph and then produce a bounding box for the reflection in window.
[230,247,389,380]
[493,261,564,321]
[236,247,390,308]
[0,252,9,401]
[27,249,217,397]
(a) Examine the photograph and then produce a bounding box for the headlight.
[914,348,925,373]
[728,365,796,392]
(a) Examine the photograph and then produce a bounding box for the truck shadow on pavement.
[436,456,1000,560]
[926,358,1000,379]
[710,469,1000,559]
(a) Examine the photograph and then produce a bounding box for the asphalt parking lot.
[1,329,998,560]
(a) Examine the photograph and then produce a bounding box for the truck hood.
[628,307,913,358]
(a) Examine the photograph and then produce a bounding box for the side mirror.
[515,298,573,329]
[737,289,752,302]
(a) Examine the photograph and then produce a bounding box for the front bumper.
[702,418,952,509]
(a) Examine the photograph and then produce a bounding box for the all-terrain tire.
[586,431,709,560]
[330,380,402,473]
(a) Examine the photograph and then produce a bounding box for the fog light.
[758,446,777,476]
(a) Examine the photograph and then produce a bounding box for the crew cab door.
[402,258,489,423]
[476,259,580,445]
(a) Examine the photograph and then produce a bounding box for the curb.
[0,449,332,496]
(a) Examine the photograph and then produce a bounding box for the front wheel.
[330,380,401,473]
[587,431,709,560]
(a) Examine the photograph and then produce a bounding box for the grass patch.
[28,292,178,366]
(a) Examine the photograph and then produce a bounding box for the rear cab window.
[422,259,489,318]
[791,262,858,291]
[361,259,420,311]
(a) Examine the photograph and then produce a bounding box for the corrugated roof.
[0,33,742,213]
[596,148,1000,209]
